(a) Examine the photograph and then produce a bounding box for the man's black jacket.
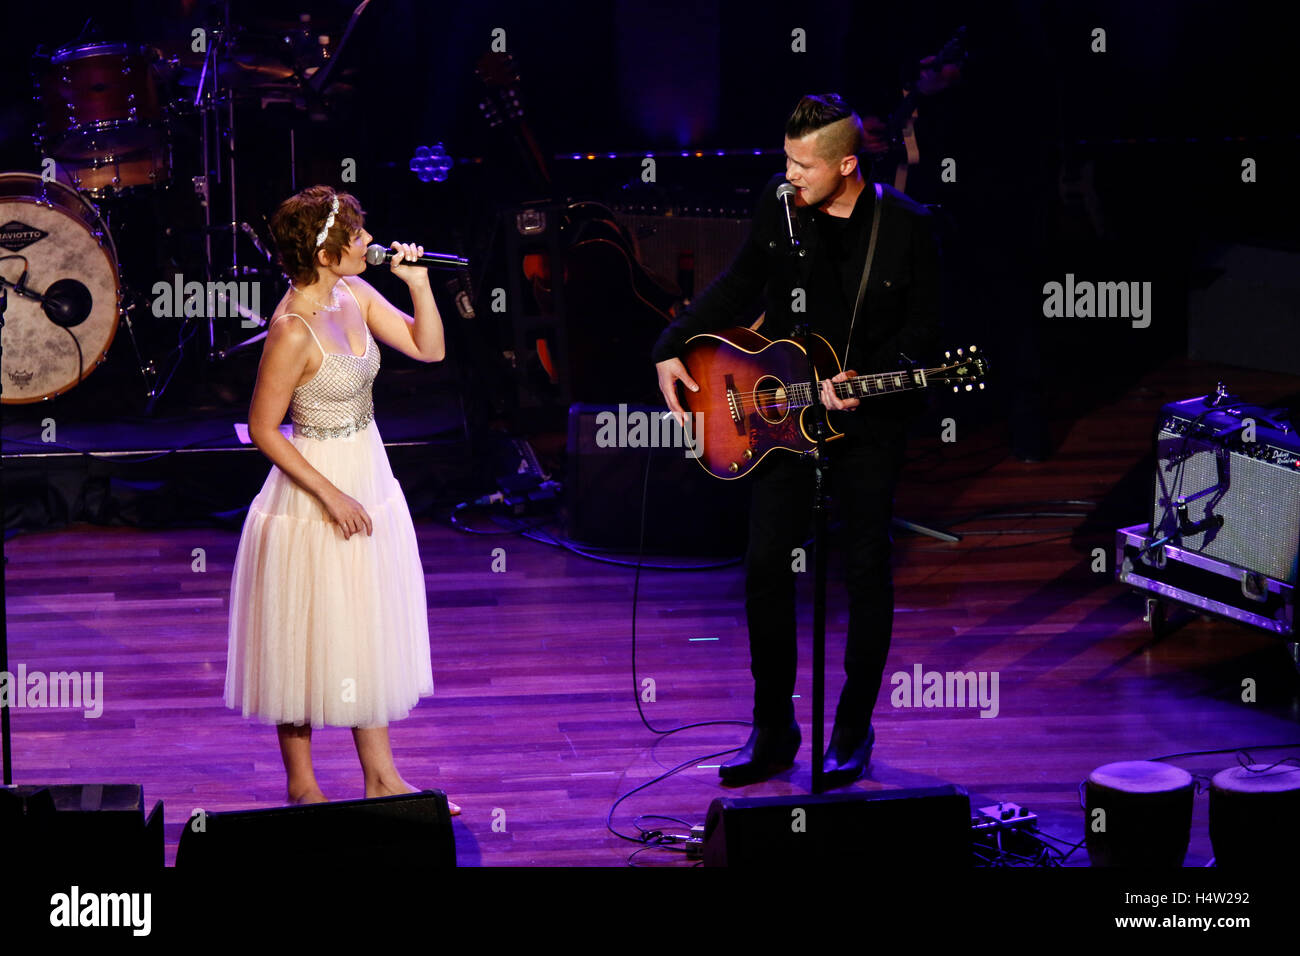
[651,172,942,437]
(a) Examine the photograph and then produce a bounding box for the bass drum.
[0,172,121,403]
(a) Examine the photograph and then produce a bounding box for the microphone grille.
[776,182,797,200]
[365,244,386,265]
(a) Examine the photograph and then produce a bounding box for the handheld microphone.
[775,182,805,256]
[365,243,469,271]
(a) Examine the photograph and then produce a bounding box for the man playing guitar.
[653,94,942,787]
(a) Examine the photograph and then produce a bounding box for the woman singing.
[224,184,458,814]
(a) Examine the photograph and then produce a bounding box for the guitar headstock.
[936,26,968,69]
[928,345,989,392]
[475,52,525,128]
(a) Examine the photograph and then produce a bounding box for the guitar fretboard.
[788,369,926,408]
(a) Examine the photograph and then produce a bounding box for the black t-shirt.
[810,208,858,335]
[803,193,873,371]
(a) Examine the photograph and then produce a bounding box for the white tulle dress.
[224,282,433,728]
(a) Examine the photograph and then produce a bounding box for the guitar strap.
[843,181,884,364]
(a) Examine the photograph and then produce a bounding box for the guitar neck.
[789,367,932,408]
[887,90,920,142]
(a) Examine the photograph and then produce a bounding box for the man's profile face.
[784,131,846,208]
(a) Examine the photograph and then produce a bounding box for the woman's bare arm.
[247,316,373,538]
[246,317,337,501]
[346,273,445,363]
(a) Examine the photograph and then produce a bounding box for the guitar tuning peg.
[944,350,951,359]
[970,345,977,352]
[978,383,984,389]
[952,385,958,392]
[957,348,963,356]
[965,384,972,391]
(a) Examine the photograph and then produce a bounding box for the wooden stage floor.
[5,357,1299,867]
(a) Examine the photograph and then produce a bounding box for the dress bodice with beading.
[277,309,380,440]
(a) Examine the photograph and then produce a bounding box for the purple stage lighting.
[410,144,453,183]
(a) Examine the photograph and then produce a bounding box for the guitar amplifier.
[1149,393,1300,584]
[1116,391,1298,637]
[619,213,751,300]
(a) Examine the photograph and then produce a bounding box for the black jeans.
[742,426,906,732]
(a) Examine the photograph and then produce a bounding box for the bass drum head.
[0,172,121,403]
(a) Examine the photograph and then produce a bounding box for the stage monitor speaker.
[1151,394,1300,584]
[0,783,164,869]
[565,402,749,553]
[175,790,456,870]
[702,784,972,867]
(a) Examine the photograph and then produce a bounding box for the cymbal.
[172,55,298,89]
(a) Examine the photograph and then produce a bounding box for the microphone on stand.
[775,182,805,257]
[1,269,93,327]
[42,279,94,327]
[365,244,469,271]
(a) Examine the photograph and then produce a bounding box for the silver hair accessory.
[315,196,340,248]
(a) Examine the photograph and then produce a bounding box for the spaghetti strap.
[340,278,363,310]
[274,312,325,357]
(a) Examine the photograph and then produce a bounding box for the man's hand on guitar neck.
[861,117,890,157]
[656,357,699,428]
[820,369,861,411]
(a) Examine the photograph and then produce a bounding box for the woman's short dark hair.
[269,185,365,285]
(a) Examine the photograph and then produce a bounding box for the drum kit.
[0,5,362,408]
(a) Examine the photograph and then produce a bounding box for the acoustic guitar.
[676,326,987,479]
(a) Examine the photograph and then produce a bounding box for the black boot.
[820,722,874,788]
[719,718,801,786]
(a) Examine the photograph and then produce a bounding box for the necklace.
[289,281,342,313]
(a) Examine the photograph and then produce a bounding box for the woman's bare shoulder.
[342,274,380,308]
[262,310,315,365]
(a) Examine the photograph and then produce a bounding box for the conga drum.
[1084,761,1194,866]
[1209,764,1300,866]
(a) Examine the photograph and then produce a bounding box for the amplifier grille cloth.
[1152,429,1300,583]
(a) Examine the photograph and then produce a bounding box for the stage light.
[409,144,453,183]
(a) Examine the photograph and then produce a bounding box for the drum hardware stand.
[190,3,275,365]
[140,3,274,409]
[92,203,163,401]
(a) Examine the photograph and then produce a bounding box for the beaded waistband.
[292,407,374,440]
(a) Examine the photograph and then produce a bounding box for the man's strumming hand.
[656,357,699,428]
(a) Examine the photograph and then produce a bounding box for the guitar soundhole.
[753,375,789,424]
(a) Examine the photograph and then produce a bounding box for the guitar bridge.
[724,374,745,435]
